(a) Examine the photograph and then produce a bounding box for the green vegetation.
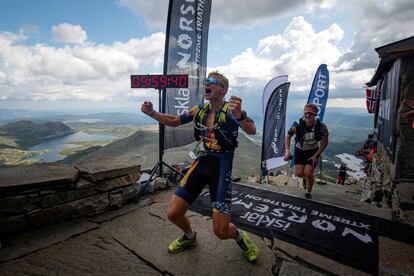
[0,120,73,148]
[64,122,146,138]
[0,117,366,182]
[59,140,112,156]
[0,120,151,166]
[0,135,19,148]
[0,148,48,165]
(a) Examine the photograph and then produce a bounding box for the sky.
[0,0,413,117]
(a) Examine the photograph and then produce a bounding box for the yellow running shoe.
[237,231,259,262]
[168,234,197,253]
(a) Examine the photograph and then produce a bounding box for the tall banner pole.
[158,0,174,176]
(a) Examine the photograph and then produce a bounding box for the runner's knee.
[295,171,304,177]
[305,171,314,179]
[167,206,184,223]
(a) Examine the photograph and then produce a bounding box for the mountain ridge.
[0,120,73,149]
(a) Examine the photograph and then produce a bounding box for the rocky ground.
[1,175,413,275]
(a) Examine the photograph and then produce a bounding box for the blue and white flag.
[307,64,329,121]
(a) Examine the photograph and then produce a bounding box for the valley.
[0,110,369,182]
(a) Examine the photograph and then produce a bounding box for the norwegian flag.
[366,88,376,113]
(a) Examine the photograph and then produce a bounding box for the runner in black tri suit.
[141,71,259,262]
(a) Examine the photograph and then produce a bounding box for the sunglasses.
[304,111,316,116]
[203,77,224,88]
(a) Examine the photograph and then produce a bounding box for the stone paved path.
[0,184,413,275]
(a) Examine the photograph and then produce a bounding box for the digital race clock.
[130,74,189,89]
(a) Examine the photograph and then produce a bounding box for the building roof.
[366,36,414,87]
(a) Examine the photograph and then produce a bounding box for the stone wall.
[0,155,144,237]
[370,143,414,226]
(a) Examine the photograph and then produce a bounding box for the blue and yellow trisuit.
[176,101,241,214]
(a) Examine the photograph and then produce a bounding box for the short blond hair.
[304,103,318,113]
[208,71,229,90]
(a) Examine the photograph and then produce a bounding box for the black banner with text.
[191,184,412,274]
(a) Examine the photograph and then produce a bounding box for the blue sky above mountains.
[0,0,413,116]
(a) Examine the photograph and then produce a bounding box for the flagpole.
[260,113,267,183]
[158,0,174,177]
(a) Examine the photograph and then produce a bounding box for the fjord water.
[25,131,114,162]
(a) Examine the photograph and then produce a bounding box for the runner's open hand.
[141,101,155,117]
[284,151,291,161]
[309,154,319,167]
[229,95,242,119]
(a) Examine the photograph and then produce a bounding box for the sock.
[235,229,248,251]
[235,228,243,242]
[184,230,196,240]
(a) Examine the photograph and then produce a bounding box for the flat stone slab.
[104,200,274,275]
[273,238,366,275]
[0,229,161,276]
[272,234,414,275]
[0,163,78,192]
[279,261,324,276]
[75,154,143,182]
[397,182,414,210]
[0,218,98,262]
[379,236,414,275]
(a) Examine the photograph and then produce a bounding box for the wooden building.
[366,36,414,224]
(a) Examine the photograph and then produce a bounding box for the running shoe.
[168,233,197,253]
[237,231,259,262]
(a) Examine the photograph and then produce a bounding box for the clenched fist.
[141,101,155,117]
[229,95,242,119]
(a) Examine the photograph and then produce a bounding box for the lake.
[26,131,114,162]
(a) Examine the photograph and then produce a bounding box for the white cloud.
[215,17,344,93]
[327,98,366,109]
[116,0,332,28]
[209,16,376,112]
[211,0,303,27]
[337,0,414,70]
[116,0,168,29]
[0,31,165,102]
[51,23,88,44]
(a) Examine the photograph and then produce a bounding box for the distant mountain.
[251,110,374,143]
[58,124,366,180]
[0,109,63,124]
[323,112,373,128]
[0,109,152,125]
[0,120,73,149]
[60,129,262,179]
[60,130,158,166]
[324,140,363,159]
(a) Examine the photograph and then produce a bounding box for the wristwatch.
[237,110,247,121]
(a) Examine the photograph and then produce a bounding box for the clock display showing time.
[131,74,189,89]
